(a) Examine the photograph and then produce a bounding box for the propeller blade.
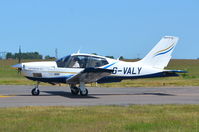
[12,64,22,75]
[12,64,22,69]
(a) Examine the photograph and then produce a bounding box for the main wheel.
[31,88,40,96]
[80,88,88,96]
[71,87,79,95]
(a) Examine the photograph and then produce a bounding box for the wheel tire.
[31,88,40,96]
[80,88,88,96]
[71,87,79,95]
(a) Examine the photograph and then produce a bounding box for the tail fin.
[139,36,179,69]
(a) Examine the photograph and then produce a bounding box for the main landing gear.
[31,82,40,96]
[70,82,88,96]
[31,81,88,96]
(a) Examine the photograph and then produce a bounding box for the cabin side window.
[56,55,109,68]
[88,57,108,67]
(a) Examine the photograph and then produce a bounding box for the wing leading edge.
[66,67,113,84]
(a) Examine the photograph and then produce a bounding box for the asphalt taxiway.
[0,85,199,107]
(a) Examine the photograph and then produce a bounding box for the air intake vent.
[33,73,42,77]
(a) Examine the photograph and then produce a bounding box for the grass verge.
[0,105,198,132]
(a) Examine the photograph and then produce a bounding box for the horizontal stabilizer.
[159,70,187,77]
[163,70,188,73]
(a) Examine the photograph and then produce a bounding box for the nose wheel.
[31,88,40,96]
[31,82,40,96]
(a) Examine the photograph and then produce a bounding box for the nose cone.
[12,64,22,69]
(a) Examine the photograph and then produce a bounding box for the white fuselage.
[20,58,163,81]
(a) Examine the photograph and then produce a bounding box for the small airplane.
[12,36,186,96]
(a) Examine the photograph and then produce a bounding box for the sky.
[0,0,199,59]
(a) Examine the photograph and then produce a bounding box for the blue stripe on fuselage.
[97,72,179,83]
[25,75,73,83]
[103,62,117,69]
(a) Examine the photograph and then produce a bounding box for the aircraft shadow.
[14,92,175,98]
[42,91,98,99]
[90,92,175,96]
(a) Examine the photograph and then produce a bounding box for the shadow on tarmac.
[43,91,98,99]
[15,91,175,99]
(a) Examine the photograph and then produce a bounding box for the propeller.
[12,63,22,75]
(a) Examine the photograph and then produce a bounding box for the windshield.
[56,55,108,68]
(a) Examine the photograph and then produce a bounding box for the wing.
[66,67,113,84]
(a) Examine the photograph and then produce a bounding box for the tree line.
[5,52,125,60]
[6,52,43,59]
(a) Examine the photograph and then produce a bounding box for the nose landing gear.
[31,82,40,96]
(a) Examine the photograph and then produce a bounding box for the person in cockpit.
[72,57,80,68]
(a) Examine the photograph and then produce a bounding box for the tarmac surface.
[0,85,199,107]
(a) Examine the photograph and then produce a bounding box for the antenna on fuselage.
[77,49,80,54]
[116,56,120,60]
[117,55,122,60]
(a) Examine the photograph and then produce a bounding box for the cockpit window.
[56,55,71,68]
[56,55,109,68]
